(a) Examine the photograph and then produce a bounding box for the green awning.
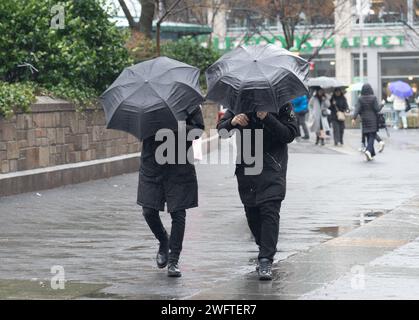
[152,22,212,34]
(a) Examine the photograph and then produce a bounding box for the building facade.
[208,0,419,104]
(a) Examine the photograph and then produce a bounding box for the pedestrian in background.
[309,88,331,146]
[352,84,383,161]
[329,88,349,146]
[387,93,408,129]
[138,107,204,277]
[292,95,310,140]
[217,104,298,281]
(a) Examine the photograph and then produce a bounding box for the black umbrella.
[206,44,309,114]
[100,56,204,140]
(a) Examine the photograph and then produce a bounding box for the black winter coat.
[329,95,349,122]
[137,108,204,212]
[217,106,298,206]
[353,84,382,134]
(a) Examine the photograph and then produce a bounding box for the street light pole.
[359,1,364,84]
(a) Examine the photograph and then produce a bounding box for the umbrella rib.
[172,80,203,101]
[258,61,309,86]
[102,81,148,123]
[132,65,200,82]
[254,63,279,111]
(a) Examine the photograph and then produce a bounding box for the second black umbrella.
[205,44,309,114]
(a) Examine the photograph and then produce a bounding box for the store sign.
[340,35,404,48]
[204,34,405,52]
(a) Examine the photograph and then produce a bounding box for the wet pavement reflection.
[0,129,418,299]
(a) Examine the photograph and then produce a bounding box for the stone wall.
[0,97,140,174]
[0,98,220,175]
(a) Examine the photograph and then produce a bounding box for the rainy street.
[1,128,419,299]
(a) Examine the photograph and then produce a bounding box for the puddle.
[312,210,387,238]
[312,226,355,238]
[356,210,386,227]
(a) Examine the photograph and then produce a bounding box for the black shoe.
[302,136,310,140]
[156,241,169,269]
[167,262,182,277]
[258,258,272,281]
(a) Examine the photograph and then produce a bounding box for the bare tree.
[118,0,156,38]
[243,0,353,61]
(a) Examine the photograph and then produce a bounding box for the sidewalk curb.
[187,195,419,300]
[0,134,219,197]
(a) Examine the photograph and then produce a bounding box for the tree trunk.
[140,0,156,39]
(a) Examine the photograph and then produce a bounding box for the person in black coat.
[329,88,349,146]
[217,104,298,280]
[352,84,382,161]
[138,107,204,277]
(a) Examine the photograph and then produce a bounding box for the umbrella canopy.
[347,82,364,92]
[307,76,346,88]
[205,44,309,114]
[389,81,413,98]
[100,56,204,140]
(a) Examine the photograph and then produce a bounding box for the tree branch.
[118,0,138,28]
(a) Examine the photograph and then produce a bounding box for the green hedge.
[0,0,132,117]
[161,37,221,89]
[0,82,36,118]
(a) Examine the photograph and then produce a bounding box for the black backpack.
[406,99,411,112]
[377,113,386,129]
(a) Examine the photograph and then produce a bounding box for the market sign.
[340,35,404,48]
[205,34,405,52]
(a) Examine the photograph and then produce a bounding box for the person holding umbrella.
[329,87,349,146]
[100,57,205,277]
[352,84,382,161]
[309,88,331,146]
[207,44,308,280]
[386,81,413,129]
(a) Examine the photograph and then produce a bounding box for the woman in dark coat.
[329,88,349,146]
[352,84,382,161]
[217,104,298,280]
[138,107,204,277]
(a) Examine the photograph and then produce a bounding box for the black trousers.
[244,201,282,262]
[362,132,382,146]
[365,132,376,157]
[332,120,345,145]
[142,207,186,263]
[296,113,309,138]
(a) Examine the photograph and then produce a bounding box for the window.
[353,53,368,79]
[352,0,408,24]
[380,53,419,102]
[302,54,336,77]
[381,56,419,77]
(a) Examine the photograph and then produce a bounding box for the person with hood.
[387,93,408,129]
[309,88,331,146]
[329,88,349,146]
[138,107,204,277]
[217,103,298,281]
[292,95,310,140]
[352,84,382,161]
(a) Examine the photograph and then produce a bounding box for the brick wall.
[0,98,219,174]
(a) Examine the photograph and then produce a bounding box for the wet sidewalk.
[0,129,418,299]
[190,195,419,299]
